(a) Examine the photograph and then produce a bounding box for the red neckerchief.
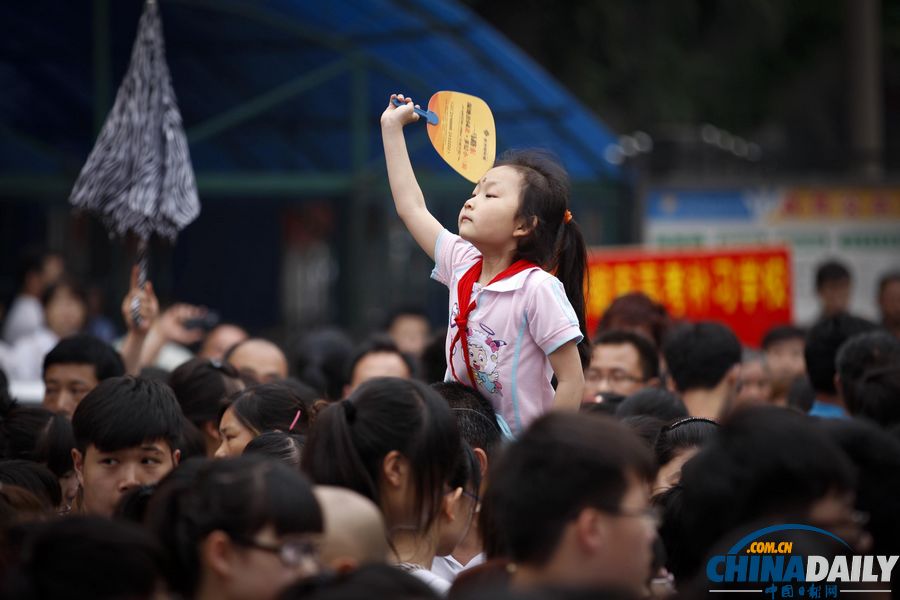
[450,258,538,387]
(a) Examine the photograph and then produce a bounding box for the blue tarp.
[0,0,622,183]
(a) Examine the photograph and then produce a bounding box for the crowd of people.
[0,98,897,599]
[0,254,897,600]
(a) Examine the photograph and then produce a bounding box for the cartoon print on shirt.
[449,305,508,396]
[467,324,507,396]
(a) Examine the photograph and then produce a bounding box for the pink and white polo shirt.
[432,229,583,435]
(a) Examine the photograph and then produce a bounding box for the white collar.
[480,266,544,293]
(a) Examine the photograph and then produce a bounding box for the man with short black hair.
[835,329,900,418]
[584,330,660,404]
[71,376,182,516]
[662,322,742,420]
[432,381,502,462]
[42,334,125,418]
[343,336,413,396]
[804,313,876,418]
[485,412,657,594]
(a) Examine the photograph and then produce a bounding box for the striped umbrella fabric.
[69,0,199,242]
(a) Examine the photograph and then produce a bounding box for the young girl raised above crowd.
[381,93,587,434]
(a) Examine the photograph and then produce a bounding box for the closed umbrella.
[70,0,199,321]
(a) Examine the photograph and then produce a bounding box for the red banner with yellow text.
[587,246,793,347]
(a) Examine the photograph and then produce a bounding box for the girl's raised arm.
[381,94,443,261]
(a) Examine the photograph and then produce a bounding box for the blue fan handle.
[390,98,439,125]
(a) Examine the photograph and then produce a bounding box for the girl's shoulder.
[519,267,562,291]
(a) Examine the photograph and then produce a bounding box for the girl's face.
[458,166,526,250]
[215,407,257,458]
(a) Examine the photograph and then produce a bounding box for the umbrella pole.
[130,238,149,327]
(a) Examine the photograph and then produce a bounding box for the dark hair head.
[146,454,322,596]
[345,335,416,384]
[225,382,314,436]
[654,417,719,467]
[593,329,660,381]
[39,414,76,479]
[676,406,855,579]
[597,292,671,348]
[815,260,851,290]
[878,270,900,296]
[72,376,183,454]
[168,357,243,427]
[849,366,900,429]
[42,334,124,381]
[0,400,52,461]
[817,418,900,556]
[291,328,355,401]
[652,485,688,577]
[2,516,164,600]
[431,381,502,459]
[619,414,665,449]
[302,377,460,531]
[761,325,806,350]
[0,399,74,478]
[496,149,589,355]
[0,459,62,509]
[835,330,900,413]
[804,314,877,395]
[243,431,304,469]
[662,322,741,392]
[484,412,655,566]
[280,563,439,600]
[615,388,687,422]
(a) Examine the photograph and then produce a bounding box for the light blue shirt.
[808,399,848,419]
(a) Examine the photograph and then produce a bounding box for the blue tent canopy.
[0,0,622,187]
[0,0,632,334]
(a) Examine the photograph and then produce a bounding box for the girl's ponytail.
[497,149,591,365]
[554,217,590,366]
[301,398,379,503]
